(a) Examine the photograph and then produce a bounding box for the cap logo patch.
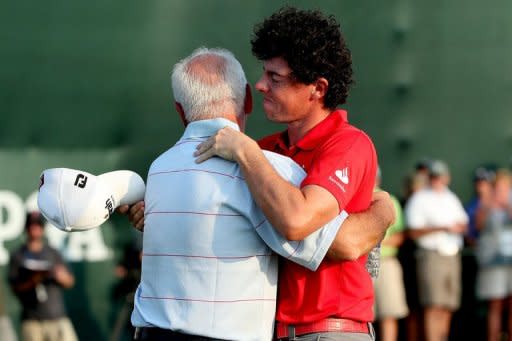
[104,195,115,217]
[74,174,88,188]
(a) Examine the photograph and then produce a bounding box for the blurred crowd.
[374,158,512,341]
[1,158,511,341]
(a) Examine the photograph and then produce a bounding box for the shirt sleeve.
[451,193,469,224]
[405,193,427,229]
[300,131,377,212]
[255,211,347,271]
[254,151,349,271]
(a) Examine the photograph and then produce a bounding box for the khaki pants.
[21,317,78,341]
[0,315,17,341]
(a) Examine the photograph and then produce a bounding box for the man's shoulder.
[262,150,305,184]
[262,150,301,169]
[334,123,375,149]
[316,123,376,170]
[406,189,429,208]
[9,245,26,260]
[149,145,184,171]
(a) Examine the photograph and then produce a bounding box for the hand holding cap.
[37,168,145,232]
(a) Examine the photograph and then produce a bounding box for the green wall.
[1,1,512,340]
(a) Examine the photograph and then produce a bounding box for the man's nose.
[255,76,267,92]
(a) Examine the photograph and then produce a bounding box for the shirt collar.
[181,118,240,139]
[272,110,348,152]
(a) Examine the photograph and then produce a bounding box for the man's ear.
[244,84,253,114]
[175,102,188,127]
[311,77,329,100]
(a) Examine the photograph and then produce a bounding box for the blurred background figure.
[373,167,409,341]
[475,169,512,341]
[109,238,142,341]
[405,160,468,341]
[0,279,17,341]
[465,167,496,247]
[7,212,78,341]
[398,164,430,341]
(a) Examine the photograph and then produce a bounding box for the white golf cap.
[37,168,145,232]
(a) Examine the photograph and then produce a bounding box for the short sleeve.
[255,151,349,270]
[254,211,348,271]
[301,131,377,212]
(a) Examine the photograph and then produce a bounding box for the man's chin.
[265,113,282,123]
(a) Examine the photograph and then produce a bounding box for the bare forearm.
[235,140,326,240]
[326,191,395,261]
[327,213,388,260]
[55,273,75,289]
[53,266,75,289]
[408,226,447,239]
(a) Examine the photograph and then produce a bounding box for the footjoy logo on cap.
[335,168,349,185]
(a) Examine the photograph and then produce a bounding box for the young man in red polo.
[195,7,378,340]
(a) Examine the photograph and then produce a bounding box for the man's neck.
[431,183,446,192]
[287,107,332,146]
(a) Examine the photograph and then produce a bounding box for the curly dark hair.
[251,6,354,109]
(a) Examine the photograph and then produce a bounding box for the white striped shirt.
[131,118,346,340]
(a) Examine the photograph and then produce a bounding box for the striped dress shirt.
[131,118,346,340]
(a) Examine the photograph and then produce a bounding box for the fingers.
[117,202,145,231]
[194,137,216,163]
[117,205,129,214]
[194,138,213,156]
[134,219,144,232]
[129,201,144,220]
[195,148,216,163]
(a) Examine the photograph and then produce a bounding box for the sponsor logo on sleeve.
[328,167,350,192]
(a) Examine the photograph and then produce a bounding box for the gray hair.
[171,47,247,122]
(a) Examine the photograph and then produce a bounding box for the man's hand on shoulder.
[194,127,258,163]
[117,201,145,232]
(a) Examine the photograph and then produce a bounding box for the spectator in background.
[414,159,431,180]
[475,169,512,341]
[373,167,408,341]
[399,167,429,341]
[405,160,468,341]
[8,212,77,341]
[465,167,495,246]
[109,239,142,341]
[0,279,17,341]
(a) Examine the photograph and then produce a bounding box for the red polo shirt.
[258,110,377,323]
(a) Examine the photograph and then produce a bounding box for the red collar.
[273,110,348,152]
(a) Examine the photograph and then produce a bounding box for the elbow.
[280,221,311,241]
[328,239,364,261]
[331,245,362,261]
[340,247,362,261]
[281,226,306,241]
[278,212,313,241]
